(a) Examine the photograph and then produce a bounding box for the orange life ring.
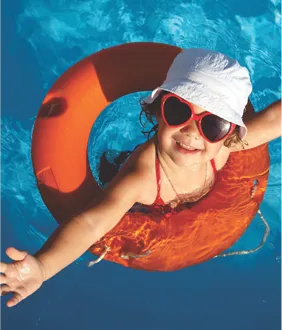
[31,42,270,271]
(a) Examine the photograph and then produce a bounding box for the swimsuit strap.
[154,154,166,205]
[210,158,217,180]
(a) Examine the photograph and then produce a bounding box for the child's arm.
[35,170,144,280]
[0,166,146,307]
[230,99,281,152]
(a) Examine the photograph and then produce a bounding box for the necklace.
[157,150,208,208]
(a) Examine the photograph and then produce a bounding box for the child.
[1,48,280,307]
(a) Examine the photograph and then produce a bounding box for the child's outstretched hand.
[0,247,45,307]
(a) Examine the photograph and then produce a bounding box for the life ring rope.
[214,209,269,258]
[87,245,111,267]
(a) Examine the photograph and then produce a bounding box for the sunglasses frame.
[161,93,236,143]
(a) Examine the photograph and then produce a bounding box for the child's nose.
[179,120,201,139]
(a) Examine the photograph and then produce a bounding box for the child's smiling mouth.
[176,141,197,150]
[175,141,202,154]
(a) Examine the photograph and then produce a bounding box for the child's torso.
[118,137,231,207]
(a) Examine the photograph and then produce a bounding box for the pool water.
[1,0,281,329]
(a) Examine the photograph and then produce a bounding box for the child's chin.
[172,154,201,167]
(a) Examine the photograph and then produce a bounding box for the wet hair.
[139,91,247,149]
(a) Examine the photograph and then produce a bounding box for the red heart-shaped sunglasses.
[161,93,236,143]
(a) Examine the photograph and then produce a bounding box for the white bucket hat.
[144,48,252,140]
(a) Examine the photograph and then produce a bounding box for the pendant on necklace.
[170,200,179,209]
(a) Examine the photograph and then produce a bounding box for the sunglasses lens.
[163,97,192,126]
[201,115,231,142]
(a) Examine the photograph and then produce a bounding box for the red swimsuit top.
[129,145,218,218]
[153,156,217,206]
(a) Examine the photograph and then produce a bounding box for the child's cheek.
[205,141,224,158]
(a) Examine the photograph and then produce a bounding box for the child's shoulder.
[98,139,157,208]
[119,138,156,172]
[118,138,157,204]
[134,138,157,169]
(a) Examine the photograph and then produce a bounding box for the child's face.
[156,102,227,167]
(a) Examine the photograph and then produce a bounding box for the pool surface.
[1,0,281,329]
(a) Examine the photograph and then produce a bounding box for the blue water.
[1,0,281,329]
